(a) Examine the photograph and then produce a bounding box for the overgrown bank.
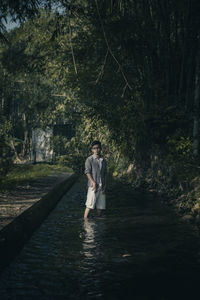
[0,163,72,191]
[118,156,200,227]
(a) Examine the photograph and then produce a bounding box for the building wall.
[31,128,53,163]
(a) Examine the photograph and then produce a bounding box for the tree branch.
[95,49,109,84]
[68,13,77,75]
[95,0,132,92]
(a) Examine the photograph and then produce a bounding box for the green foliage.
[1,1,200,182]
[51,135,69,157]
[167,133,193,162]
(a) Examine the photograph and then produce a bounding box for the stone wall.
[0,173,78,273]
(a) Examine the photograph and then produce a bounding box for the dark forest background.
[1,0,200,216]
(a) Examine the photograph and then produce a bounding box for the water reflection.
[81,219,106,266]
[82,219,97,261]
[80,219,106,298]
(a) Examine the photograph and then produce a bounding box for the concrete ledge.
[0,173,78,273]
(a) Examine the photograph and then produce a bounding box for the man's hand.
[86,173,97,192]
[92,181,97,192]
[102,185,106,194]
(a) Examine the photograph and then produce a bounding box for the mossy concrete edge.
[0,173,79,273]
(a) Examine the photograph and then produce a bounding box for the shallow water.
[0,177,200,299]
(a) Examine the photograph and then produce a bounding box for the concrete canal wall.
[0,173,78,273]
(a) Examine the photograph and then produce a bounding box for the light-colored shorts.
[85,187,106,210]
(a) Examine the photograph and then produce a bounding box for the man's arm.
[102,174,106,194]
[86,173,97,192]
[85,158,96,192]
[102,160,107,194]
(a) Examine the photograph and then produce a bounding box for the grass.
[0,163,73,191]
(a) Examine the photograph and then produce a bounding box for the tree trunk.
[21,113,29,159]
[193,36,200,158]
[10,139,20,162]
[31,130,37,164]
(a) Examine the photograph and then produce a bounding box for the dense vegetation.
[1,1,200,218]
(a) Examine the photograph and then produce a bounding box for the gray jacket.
[85,154,107,188]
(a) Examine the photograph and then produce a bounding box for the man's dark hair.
[91,140,101,149]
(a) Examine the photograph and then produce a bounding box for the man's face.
[92,144,101,156]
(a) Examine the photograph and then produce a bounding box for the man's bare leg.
[84,207,90,219]
[97,209,102,217]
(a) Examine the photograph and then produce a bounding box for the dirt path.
[0,172,71,231]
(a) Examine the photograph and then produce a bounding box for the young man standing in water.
[84,141,107,219]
